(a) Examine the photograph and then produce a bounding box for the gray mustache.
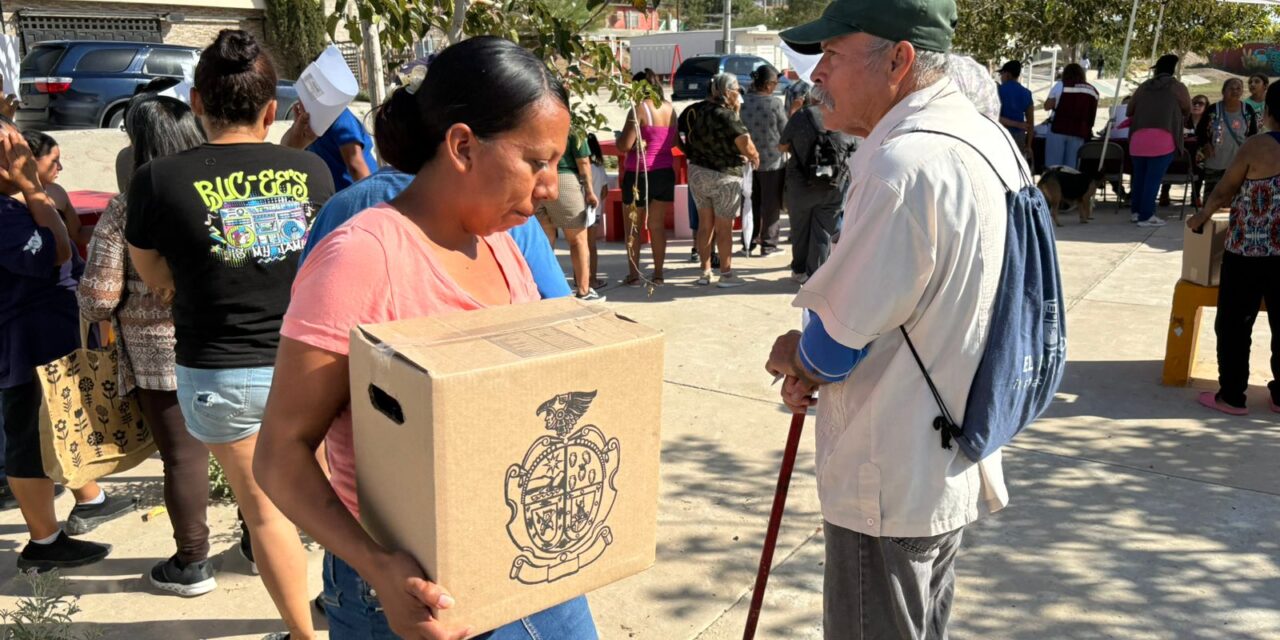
[811,84,836,109]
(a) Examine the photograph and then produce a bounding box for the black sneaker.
[16,531,111,572]
[150,555,217,597]
[66,492,138,535]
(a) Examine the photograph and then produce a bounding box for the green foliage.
[545,0,610,29]
[210,458,234,502]
[677,0,771,31]
[953,0,1280,67]
[265,0,330,79]
[1128,0,1276,57]
[328,0,651,137]
[770,0,827,31]
[0,571,99,640]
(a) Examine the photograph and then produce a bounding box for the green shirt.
[1245,98,1266,122]
[557,134,590,176]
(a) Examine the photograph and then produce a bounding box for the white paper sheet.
[781,42,821,86]
[0,36,21,97]
[297,45,359,136]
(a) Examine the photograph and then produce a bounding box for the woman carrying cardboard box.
[256,37,597,640]
[1187,82,1280,416]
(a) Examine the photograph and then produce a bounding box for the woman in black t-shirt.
[677,72,760,289]
[126,30,333,639]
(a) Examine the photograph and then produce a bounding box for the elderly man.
[766,0,1028,637]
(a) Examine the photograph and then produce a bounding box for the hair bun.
[211,29,258,73]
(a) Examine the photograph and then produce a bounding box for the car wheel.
[105,107,126,130]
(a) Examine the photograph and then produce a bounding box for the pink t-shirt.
[280,204,541,519]
[1129,127,1175,157]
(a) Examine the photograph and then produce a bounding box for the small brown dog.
[1038,166,1104,227]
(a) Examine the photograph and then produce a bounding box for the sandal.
[695,273,712,286]
[1197,391,1248,416]
[621,274,643,288]
[593,278,609,290]
[651,274,665,286]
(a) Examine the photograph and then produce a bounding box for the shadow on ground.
[954,448,1280,639]
[646,417,823,634]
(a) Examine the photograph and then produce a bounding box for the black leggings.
[1,380,48,479]
[138,389,212,564]
[751,169,785,248]
[1215,251,1280,407]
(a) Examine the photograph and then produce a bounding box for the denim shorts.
[321,552,598,639]
[175,366,274,445]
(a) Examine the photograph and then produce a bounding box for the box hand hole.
[368,385,405,424]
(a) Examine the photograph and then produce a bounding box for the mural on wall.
[1211,44,1280,76]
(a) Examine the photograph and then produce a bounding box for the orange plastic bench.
[1163,279,1266,386]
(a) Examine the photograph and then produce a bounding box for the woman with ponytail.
[256,36,597,639]
[125,29,334,640]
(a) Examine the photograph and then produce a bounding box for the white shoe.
[716,272,748,288]
[790,272,809,284]
[1130,213,1139,223]
[1137,216,1167,228]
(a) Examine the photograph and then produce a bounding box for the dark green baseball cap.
[780,0,958,56]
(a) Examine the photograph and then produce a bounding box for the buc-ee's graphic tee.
[126,143,335,369]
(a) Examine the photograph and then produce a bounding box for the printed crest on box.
[505,390,620,585]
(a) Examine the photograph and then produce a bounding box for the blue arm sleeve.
[508,216,572,299]
[798,311,868,383]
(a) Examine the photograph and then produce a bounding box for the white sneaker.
[790,272,809,284]
[1137,216,1167,228]
[716,272,747,288]
[1130,213,1139,223]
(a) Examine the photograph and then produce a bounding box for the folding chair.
[1160,149,1195,220]
[1077,141,1126,211]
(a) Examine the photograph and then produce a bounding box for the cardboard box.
[349,298,664,636]
[1182,213,1230,286]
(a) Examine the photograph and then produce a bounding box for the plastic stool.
[1163,279,1267,386]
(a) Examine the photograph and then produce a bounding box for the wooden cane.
[742,410,807,640]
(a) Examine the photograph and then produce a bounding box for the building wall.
[5,0,278,70]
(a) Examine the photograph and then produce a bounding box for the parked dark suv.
[18,40,298,131]
[671,54,791,101]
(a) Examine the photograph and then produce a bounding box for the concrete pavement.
[1,130,1277,638]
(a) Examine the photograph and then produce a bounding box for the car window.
[75,49,138,73]
[20,45,66,75]
[678,57,720,76]
[143,49,195,78]
[725,58,757,76]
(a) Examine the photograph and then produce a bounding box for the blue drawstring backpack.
[901,123,1067,463]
